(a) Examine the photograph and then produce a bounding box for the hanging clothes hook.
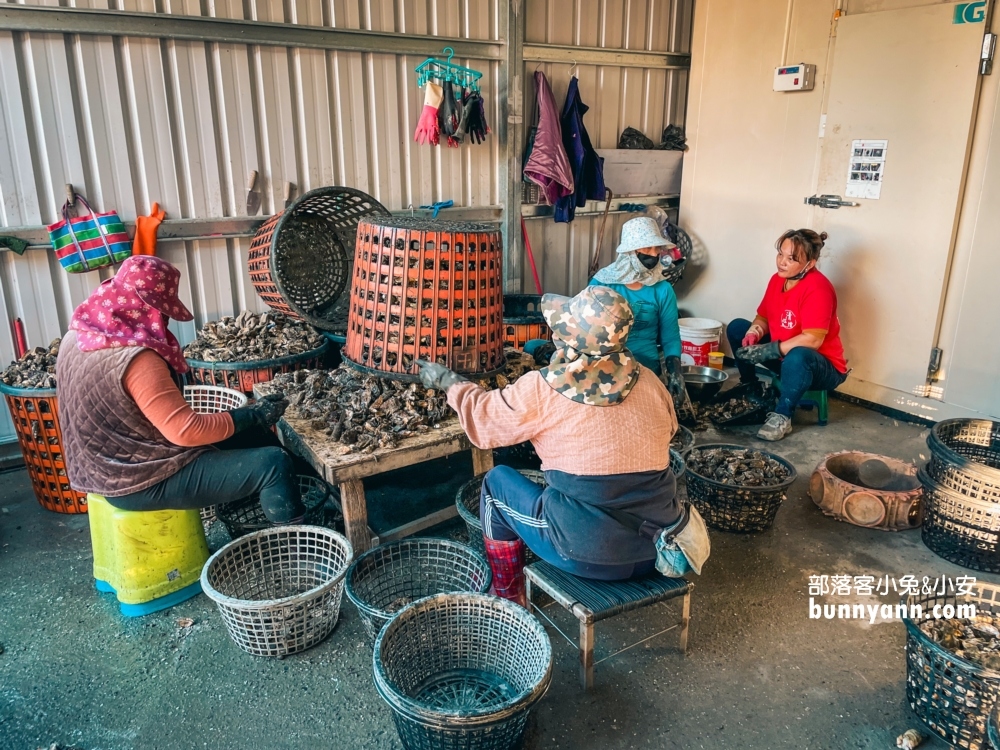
[444,47,456,64]
[569,60,579,78]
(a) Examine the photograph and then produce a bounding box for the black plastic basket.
[671,425,695,459]
[373,593,552,750]
[685,444,796,532]
[919,468,1000,573]
[927,419,1000,505]
[217,475,341,538]
[456,470,546,556]
[662,223,692,286]
[989,702,1000,750]
[708,386,778,428]
[345,538,492,642]
[903,581,1000,750]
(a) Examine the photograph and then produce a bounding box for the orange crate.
[1,384,87,514]
[503,294,551,350]
[185,341,329,397]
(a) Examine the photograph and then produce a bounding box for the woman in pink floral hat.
[57,255,304,523]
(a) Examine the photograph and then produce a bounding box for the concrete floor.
[2,396,996,750]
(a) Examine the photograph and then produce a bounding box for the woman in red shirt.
[726,229,848,441]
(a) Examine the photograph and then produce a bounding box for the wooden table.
[254,383,493,554]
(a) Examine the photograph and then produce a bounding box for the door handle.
[804,194,859,209]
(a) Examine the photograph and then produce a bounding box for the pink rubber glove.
[742,324,764,348]
[414,83,443,146]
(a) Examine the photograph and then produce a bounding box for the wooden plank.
[471,447,494,476]
[340,478,370,555]
[378,505,459,544]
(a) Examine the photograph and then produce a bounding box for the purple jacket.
[524,72,574,205]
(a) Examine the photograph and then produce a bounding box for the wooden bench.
[525,561,692,689]
[255,382,492,554]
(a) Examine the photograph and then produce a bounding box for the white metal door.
[809,3,987,401]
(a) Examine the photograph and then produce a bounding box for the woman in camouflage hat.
[417,286,682,606]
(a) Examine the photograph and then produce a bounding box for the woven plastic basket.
[0,382,87,514]
[989,702,1000,750]
[920,468,1000,573]
[685,444,796,532]
[185,341,329,397]
[247,186,390,330]
[456,470,546,555]
[216,475,342,539]
[927,419,1000,505]
[903,580,1000,749]
[345,538,492,642]
[182,384,247,413]
[201,525,353,657]
[373,593,552,750]
[671,425,695,459]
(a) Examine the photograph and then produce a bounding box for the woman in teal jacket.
[588,216,685,405]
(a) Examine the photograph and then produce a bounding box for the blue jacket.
[555,77,605,223]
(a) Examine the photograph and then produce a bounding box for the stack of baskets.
[903,579,1000,749]
[920,419,1000,572]
[0,380,87,513]
[216,475,341,538]
[502,294,550,350]
[685,444,796,533]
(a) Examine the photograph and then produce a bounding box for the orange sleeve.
[122,350,235,447]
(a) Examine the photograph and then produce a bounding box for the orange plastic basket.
[343,217,506,379]
[185,341,329,397]
[1,384,87,514]
[246,186,390,332]
[502,294,551,350]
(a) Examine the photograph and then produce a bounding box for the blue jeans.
[726,318,847,418]
[480,466,655,581]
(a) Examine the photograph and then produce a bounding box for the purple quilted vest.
[57,331,207,497]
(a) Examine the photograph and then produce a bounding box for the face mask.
[788,262,814,281]
[637,253,660,270]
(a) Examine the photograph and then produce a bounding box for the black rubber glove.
[230,393,288,433]
[416,360,466,392]
[439,82,460,137]
[663,355,686,405]
[736,339,783,365]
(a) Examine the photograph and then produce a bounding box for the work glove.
[230,393,289,433]
[453,90,474,145]
[440,82,460,146]
[663,355,687,406]
[416,360,466,392]
[414,83,443,146]
[741,324,765,348]
[736,339,782,365]
[468,93,490,144]
[132,202,166,256]
[523,339,556,366]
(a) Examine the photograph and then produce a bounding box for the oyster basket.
[685,444,796,532]
[989,702,1000,750]
[919,468,1000,573]
[0,382,88,514]
[373,593,552,750]
[903,580,1000,750]
[456,469,547,556]
[217,475,342,539]
[185,341,329,398]
[247,186,390,330]
[671,425,695,459]
[927,419,1000,504]
[708,386,778,427]
[502,294,550,350]
[201,525,353,657]
[345,538,492,642]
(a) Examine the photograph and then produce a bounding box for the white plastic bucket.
[679,318,723,366]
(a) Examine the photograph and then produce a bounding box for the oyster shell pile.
[919,614,1000,671]
[687,447,791,487]
[270,348,543,455]
[703,395,762,423]
[272,365,452,454]
[1,339,60,389]
[183,311,324,363]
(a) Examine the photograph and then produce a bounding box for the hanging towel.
[555,77,605,223]
[523,72,574,205]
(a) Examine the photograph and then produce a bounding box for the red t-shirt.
[756,270,848,373]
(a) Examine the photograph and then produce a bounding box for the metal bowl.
[683,365,728,402]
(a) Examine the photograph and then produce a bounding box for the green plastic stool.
[758,369,829,426]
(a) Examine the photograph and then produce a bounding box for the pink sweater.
[447,367,677,476]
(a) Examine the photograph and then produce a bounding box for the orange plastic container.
[343,217,506,379]
[503,294,551,350]
[1,384,87,514]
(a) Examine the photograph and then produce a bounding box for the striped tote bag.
[47,194,132,273]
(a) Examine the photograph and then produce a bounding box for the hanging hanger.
[415,46,483,93]
[568,60,579,78]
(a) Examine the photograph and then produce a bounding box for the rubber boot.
[483,537,527,607]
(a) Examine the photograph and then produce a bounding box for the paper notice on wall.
[846,139,888,199]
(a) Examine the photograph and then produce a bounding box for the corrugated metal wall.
[521,0,692,294]
[0,0,690,445]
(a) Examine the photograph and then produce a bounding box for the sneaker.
[757,412,792,441]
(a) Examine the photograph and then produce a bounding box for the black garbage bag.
[658,124,688,151]
[617,126,654,149]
